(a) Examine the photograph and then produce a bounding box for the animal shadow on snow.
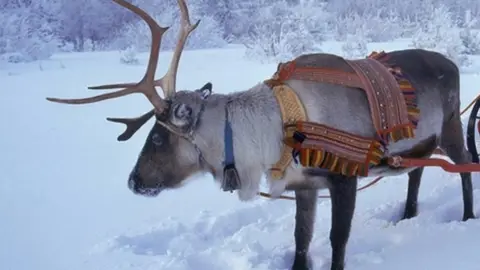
[113,223,190,256]
[107,201,343,270]
[371,173,480,225]
[111,202,295,258]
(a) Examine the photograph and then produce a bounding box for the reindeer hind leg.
[402,167,424,220]
[439,113,475,221]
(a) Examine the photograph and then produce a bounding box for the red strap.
[389,156,480,173]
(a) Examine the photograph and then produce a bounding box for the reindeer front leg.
[292,189,318,270]
[327,174,357,270]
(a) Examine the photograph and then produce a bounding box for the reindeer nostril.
[128,169,141,192]
[128,176,135,191]
[127,169,162,197]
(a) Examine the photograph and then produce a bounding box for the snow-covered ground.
[2,41,480,270]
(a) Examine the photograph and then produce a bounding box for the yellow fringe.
[294,139,384,177]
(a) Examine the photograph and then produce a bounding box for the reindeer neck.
[223,83,284,169]
[193,83,285,198]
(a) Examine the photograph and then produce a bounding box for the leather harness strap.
[268,83,308,180]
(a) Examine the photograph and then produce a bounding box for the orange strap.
[388,156,480,173]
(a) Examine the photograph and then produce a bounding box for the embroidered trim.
[266,83,308,180]
[284,122,384,177]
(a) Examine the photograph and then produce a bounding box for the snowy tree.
[240,0,322,63]
[294,0,330,42]
[193,0,247,40]
[3,0,480,62]
[0,1,60,62]
[341,34,368,59]
[460,29,480,55]
[410,4,470,68]
[109,1,226,53]
[459,10,480,55]
[333,9,403,42]
[55,0,134,52]
[120,45,140,65]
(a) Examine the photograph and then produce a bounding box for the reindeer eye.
[151,133,163,146]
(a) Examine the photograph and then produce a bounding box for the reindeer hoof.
[463,212,476,221]
[291,253,312,270]
[402,208,418,220]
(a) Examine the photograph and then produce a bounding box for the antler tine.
[46,88,137,105]
[88,83,137,90]
[110,0,168,85]
[106,110,155,141]
[46,0,170,113]
[154,0,201,98]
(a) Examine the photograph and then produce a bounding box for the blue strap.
[224,103,235,166]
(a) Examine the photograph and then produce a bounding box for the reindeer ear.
[196,82,212,99]
[170,103,193,127]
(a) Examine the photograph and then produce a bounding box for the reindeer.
[46,0,476,269]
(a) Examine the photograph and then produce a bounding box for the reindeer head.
[47,0,216,197]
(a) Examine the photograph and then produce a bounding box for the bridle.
[155,96,241,192]
[155,97,218,178]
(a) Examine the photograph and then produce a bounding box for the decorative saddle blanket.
[265,51,420,177]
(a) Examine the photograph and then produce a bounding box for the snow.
[2,41,480,270]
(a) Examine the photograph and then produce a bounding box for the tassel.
[222,164,241,192]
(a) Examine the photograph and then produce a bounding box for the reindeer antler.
[106,110,155,141]
[46,0,200,119]
[157,0,200,97]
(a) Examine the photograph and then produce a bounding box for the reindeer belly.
[386,105,443,155]
[365,98,444,178]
